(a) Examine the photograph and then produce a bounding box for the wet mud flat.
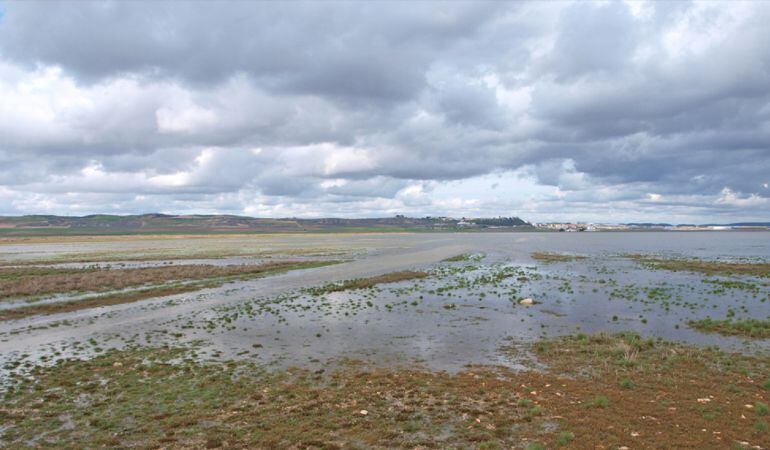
[0,232,769,448]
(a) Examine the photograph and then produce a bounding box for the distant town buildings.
[533,222,770,231]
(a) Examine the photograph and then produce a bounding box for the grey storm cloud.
[0,0,769,222]
[0,2,503,99]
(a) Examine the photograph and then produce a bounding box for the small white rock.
[519,298,535,305]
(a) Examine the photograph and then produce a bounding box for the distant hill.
[710,222,770,227]
[625,223,674,228]
[625,222,770,228]
[0,214,533,236]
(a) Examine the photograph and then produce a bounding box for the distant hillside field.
[0,214,534,236]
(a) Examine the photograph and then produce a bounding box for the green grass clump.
[516,397,534,408]
[688,317,770,338]
[590,396,610,408]
[557,431,575,445]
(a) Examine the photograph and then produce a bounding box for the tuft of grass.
[619,378,634,389]
[590,395,610,408]
[525,443,546,450]
[757,402,769,416]
[557,431,575,445]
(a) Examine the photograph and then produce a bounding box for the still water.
[1,232,768,374]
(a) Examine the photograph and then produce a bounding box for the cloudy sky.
[1,1,769,223]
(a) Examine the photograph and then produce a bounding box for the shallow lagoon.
[1,232,768,376]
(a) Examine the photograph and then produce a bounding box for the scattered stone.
[519,298,535,305]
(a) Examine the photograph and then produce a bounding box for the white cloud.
[715,187,769,208]
[156,104,218,134]
[0,1,768,223]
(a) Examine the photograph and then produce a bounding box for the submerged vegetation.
[627,254,770,277]
[2,333,768,449]
[531,252,587,263]
[0,284,210,321]
[689,317,770,339]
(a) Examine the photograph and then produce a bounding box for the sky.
[0,1,769,223]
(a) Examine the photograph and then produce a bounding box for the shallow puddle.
[1,232,768,379]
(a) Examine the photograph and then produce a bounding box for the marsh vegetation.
[2,333,768,448]
[0,261,337,320]
[627,254,770,277]
[0,232,768,448]
[531,252,587,263]
[689,318,770,339]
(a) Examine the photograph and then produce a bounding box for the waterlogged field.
[0,232,769,448]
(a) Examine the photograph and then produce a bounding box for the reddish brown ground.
[0,260,332,320]
[0,260,325,300]
[2,334,767,449]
